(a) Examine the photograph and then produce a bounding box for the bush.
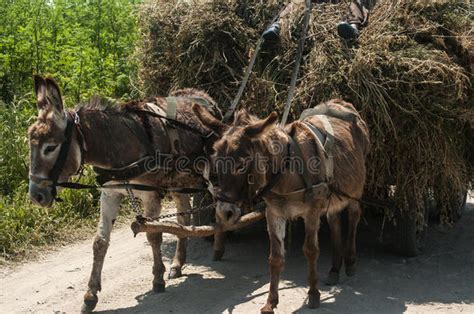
[0,97,34,195]
[0,0,139,260]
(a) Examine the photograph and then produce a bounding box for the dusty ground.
[1,199,473,314]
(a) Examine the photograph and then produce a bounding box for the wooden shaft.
[131,211,265,238]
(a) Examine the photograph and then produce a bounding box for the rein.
[133,107,214,139]
[57,181,208,194]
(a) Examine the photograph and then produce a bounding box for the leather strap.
[56,181,208,194]
[253,141,291,201]
[303,118,334,183]
[163,97,180,154]
[299,104,357,122]
[29,114,75,200]
[318,115,334,181]
[93,153,173,185]
[287,134,314,202]
[164,96,178,120]
[187,96,210,108]
[266,182,329,202]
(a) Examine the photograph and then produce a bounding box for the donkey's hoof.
[168,267,182,279]
[260,304,274,314]
[153,282,166,293]
[308,293,321,309]
[82,292,98,313]
[325,271,340,286]
[345,264,356,277]
[213,249,225,261]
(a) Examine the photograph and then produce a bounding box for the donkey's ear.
[244,111,278,137]
[45,77,64,113]
[34,75,48,110]
[193,104,227,135]
[234,110,252,126]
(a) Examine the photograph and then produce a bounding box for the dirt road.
[1,200,473,313]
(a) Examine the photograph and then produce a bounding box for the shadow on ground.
[97,202,474,313]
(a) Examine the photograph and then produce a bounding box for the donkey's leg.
[325,210,343,286]
[344,200,361,276]
[261,211,286,314]
[213,221,226,261]
[169,192,192,279]
[139,191,166,293]
[303,212,321,309]
[82,190,123,313]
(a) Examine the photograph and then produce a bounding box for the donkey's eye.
[44,145,58,155]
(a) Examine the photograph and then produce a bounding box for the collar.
[69,111,87,173]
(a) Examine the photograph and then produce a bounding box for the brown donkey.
[28,76,224,312]
[194,99,370,312]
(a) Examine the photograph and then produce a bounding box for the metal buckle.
[29,174,53,188]
[73,111,80,125]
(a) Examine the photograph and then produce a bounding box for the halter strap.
[29,111,87,200]
[29,113,74,199]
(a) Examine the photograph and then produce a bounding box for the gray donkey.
[28,75,232,312]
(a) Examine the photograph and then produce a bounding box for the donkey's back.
[302,99,370,202]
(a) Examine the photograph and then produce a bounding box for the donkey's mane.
[74,88,215,116]
[75,96,150,115]
[76,96,121,112]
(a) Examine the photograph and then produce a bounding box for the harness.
[30,96,215,200]
[92,96,214,186]
[253,106,358,204]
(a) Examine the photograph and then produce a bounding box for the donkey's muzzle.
[216,202,242,226]
[29,181,54,207]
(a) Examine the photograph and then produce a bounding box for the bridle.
[214,138,291,206]
[29,111,86,200]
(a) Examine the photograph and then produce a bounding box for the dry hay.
[136,0,473,223]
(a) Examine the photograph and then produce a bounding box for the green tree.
[0,0,139,103]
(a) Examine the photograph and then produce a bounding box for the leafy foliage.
[0,0,139,103]
[0,0,140,259]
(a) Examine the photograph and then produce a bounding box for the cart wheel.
[393,206,429,257]
[452,190,468,222]
[192,192,215,226]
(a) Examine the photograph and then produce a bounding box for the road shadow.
[97,203,474,313]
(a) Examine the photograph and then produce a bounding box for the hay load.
[136,0,472,223]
